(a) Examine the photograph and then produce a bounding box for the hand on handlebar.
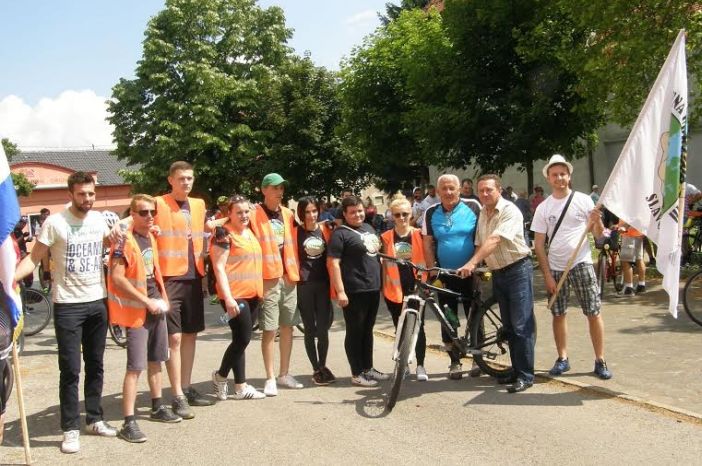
[457,262,475,278]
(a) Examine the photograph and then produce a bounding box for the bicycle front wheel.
[22,288,52,336]
[471,298,513,378]
[683,270,702,327]
[386,311,416,412]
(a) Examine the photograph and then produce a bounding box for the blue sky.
[0,0,388,148]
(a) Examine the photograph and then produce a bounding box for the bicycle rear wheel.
[109,324,128,348]
[683,270,702,327]
[22,288,52,336]
[596,253,606,298]
[386,311,416,412]
[471,298,513,378]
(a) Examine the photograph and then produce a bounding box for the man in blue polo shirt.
[422,174,481,379]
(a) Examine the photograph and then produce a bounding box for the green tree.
[553,0,702,126]
[380,0,432,25]
[2,138,34,197]
[109,0,360,202]
[340,8,453,192]
[263,56,370,198]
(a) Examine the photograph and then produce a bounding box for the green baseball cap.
[261,173,288,187]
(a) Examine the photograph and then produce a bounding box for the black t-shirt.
[133,232,161,300]
[392,231,415,294]
[172,199,197,280]
[296,225,329,284]
[328,223,381,293]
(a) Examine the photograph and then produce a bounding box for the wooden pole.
[11,343,32,465]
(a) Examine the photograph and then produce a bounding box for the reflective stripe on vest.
[216,224,263,299]
[154,194,206,276]
[381,229,425,303]
[250,206,300,281]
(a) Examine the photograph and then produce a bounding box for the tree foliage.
[108,0,361,202]
[552,0,702,126]
[341,2,602,191]
[380,0,432,25]
[2,138,34,197]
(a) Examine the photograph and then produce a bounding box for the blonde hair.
[130,193,156,211]
[389,197,411,211]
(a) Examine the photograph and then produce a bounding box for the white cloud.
[344,9,378,31]
[0,90,115,150]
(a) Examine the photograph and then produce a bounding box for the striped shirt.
[476,196,530,270]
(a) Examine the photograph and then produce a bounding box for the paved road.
[2,297,700,464]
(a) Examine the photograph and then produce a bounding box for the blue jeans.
[492,259,535,383]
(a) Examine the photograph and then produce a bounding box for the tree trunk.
[525,159,534,194]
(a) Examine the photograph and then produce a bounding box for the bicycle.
[595,229,624,297]
[682,269,702,327]
[20,284,52,337]
[379,253,510,412]
[682,216,702,266]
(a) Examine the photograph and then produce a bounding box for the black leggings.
[342,291,380,376]
[0,357,7,415]
[217,298,259,384]
[384,298,426,366]
[297,281,333,371]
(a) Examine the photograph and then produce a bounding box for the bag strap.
[546,191,575,248]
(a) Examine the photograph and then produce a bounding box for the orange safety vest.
[107,230,166,328]
[214,224,263,299]
[381,228,425,303]
[292,222,336,298]
[249,205,300,281]
[154,194,206,277]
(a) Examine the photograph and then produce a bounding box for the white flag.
[599,30,688,317]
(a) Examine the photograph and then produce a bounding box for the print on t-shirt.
[65,228,103,278]
[270,218,285,247]
[361,232,380,256]
[394,241,412,260]
[141,242,155,279]
[303,235,325,259]
[181,205,192,240]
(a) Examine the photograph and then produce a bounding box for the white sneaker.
[61,430,80,454]
[468,361,482,378]
[232,384,266,400]
[212,370,229,401]
[449,362,463,380]
[264,378,278,397]
[416,365,429,382]
[351,374,378,387]
[364,368,390,381]
[86,420,118,437]
[277,373,303,389]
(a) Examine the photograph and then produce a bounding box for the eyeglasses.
[136,209,157,218]
[393,212,411,218]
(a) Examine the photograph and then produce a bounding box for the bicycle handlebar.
[377,252,490,277]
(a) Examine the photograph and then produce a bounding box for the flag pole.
[11,343,32,465]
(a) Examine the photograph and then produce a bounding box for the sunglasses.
[393,212,411,218]
[136,209,157,218]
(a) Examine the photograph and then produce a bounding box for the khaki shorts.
[259,277,299,331]
[620,236,644,262]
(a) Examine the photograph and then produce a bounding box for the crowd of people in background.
[10,154,702,454]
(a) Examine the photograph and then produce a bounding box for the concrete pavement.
[1,276,701,464]
[374,272,702,418]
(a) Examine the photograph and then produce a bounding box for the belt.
[492,255,530,274]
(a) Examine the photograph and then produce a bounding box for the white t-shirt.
[38,209,109,303]
[531,191,593,271]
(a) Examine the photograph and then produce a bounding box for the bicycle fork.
[392,295,424,365]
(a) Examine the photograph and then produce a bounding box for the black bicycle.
[20,285,52,337]
[379,254,510,412]
[682,269,702,327]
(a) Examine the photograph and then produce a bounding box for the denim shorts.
[550,262,601,317]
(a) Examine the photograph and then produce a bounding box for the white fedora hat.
[542,154,574,178]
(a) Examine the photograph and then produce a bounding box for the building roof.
[10,150,133,186]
